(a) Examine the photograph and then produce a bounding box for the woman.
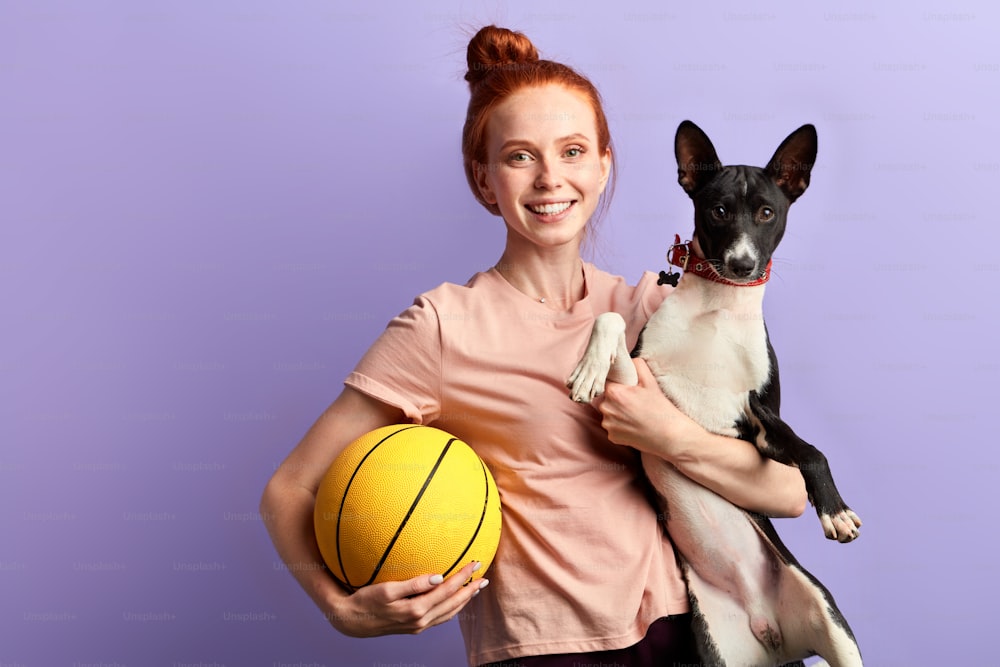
[260,25,806,667]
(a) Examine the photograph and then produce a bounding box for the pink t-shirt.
[345,262,689,665]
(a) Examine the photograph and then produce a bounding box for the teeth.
[528,201,572,215]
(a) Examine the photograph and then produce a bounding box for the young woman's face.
[475,84,611,251]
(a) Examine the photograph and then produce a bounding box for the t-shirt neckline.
[484,261,595,319]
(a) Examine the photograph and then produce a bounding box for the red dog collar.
[664,234,772,287]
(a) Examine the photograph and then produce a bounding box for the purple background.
[2,2,996,665]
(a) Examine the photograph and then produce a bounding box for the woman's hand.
[261,387,489,638]
[594,357,701,458]
[325,561,488,637]
[594,357,807,518]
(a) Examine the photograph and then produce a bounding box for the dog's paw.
[567,353,613,404]
[568,313,628,403]
[820,508,862,543]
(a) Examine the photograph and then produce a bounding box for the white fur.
[569,272,863,666]
[645,456,863,666]
[723,233,759,275]
[639,273,769,432]
[567,312,637,402]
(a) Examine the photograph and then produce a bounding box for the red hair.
[462,26,616,220]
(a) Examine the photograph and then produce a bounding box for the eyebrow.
[498,133,592,152]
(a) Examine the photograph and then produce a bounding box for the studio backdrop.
[2,1,997,665]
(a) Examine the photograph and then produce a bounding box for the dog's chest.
[639,278,771,435]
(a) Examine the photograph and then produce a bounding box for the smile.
[526,201,574,215]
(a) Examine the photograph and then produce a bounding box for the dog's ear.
[675,120,722,196]
[766,124,817,203]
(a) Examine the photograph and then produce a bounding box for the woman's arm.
[260,386,486,637]
[596,358,808,518]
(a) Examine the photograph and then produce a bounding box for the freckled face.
[474,84,611,250]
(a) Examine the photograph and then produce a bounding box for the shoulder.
[415,269,498,310]
[584,263,628,290]
[584,262,672,315]
[387,268,503,330]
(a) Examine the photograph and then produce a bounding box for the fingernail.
[471,561,482,572]
[478,578,490,590]
[429,574,444,585]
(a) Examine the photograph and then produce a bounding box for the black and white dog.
[568,121,863,666]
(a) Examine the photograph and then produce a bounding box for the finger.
[437,560,483,594]
[420,572,490,630]
[438,561,489,595]
[594,391,620,423]
[632,357,656,385]
[373,572,447,604]
[424,563,490,626]
[392,561,486,632]
[386,560,482,605]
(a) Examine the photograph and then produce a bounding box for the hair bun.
[465,25,539,87]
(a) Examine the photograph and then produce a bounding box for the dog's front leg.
[568,312,638,403]
[747,391,862,543]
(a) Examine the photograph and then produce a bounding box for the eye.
[711,205,727,220]
[564,146,585,158]
[758,206,775,222]
[508,151,532,164]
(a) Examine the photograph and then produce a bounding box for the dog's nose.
[728,256,757,278]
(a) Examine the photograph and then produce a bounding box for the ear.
[675,120,722,197]
[598,146,612,194]
[473,160,497,205]
[766,124,817,203]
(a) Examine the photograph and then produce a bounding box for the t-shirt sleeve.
[635,270,672,323]
[344,296,442,424]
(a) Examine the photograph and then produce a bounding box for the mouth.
[722,270,761,284]
[525,200,575,219]
[718,258,773,285]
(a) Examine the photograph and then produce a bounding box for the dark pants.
[479,614,700,667]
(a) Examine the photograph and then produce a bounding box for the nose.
[727,255,757,278]
[534,159,563,190]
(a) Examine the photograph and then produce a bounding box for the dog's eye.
[711,205,727,220]
[758,206,775,222]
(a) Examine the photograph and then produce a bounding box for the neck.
[495,238,585,307]
[670,235,771,288]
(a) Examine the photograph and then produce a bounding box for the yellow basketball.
[314,424,502,591]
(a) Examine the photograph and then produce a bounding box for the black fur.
[655,121,860,665]
[673,120,857,536]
